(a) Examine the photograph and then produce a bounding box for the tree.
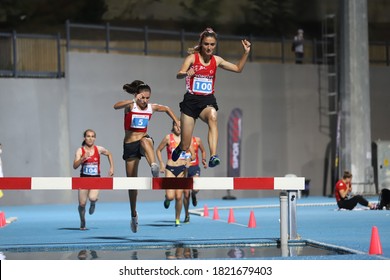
[75,0,107,23]
[239,0,295,36]
[0,0,107,31]
[179,0,221,32]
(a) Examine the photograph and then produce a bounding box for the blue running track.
[0,196,389,260]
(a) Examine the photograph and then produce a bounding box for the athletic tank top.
[124,100,153,133]
[167,134,190,161]
[186,53,217,96]
[189,137,199,166]
[80,146,100,176]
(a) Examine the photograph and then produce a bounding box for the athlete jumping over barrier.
[113,81,180,233]
[172,27,251,168]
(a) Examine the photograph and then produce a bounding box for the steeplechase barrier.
[0,176,304,245]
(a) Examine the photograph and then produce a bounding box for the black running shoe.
[171,146,182,162]
[89,201,96,215]
[208,155,221,168]
[164,197,170,209]
[191,191,197,207]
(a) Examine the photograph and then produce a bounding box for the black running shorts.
[179,92,219,119]
[122,135,153,160]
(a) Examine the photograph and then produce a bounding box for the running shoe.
[191,191,198,207]
[151,163,160,177]
[164,196,170,209]
[175,219,181,227]
[89,201,96,215]
[80,221,86,230]
[184,215,190,223]
[171,146,182,162]
[131,214,138,233]
[208,155,221,168]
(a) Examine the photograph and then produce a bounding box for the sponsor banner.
[227,108,242,177]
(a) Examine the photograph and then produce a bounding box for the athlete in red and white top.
[186,135,207,208]
[334,170,376,210]
[73,129,114,230]
[156,121,192,226]
[172,27,251,168]
[114,82,179,233]
[156,121,207,226]
[184,51,217,96]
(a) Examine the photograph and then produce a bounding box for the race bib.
[179,151,190,160]
[82,164,98,176]
[192,77,213,95]
[131,115,149,129]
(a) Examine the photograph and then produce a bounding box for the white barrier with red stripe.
[0,177,305,190]
[0,176,304,244]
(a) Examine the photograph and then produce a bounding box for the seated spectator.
[335,171,377,210]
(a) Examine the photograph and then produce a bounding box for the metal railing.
[65,20,322,64]
[0,31,64,78]
[1,20,390,78]
[65,20,390,66]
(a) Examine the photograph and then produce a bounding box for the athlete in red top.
[114,81,179,233]
[156,121,207,226]
[172,27,251,168]
[186,135,207,209]
[73,129,114,230]
[185,52,217,96]
[123,99,153,133]
[156,121,193,226]
[334,170,376,210]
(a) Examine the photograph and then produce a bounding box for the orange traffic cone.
[228,208,236,223]
[247,210,256,228]
[369,226,383,255]
[0,211,6,227]
[213,206,220,220]
[203,205,209,217]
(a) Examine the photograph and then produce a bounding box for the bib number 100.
[193,78,212,94]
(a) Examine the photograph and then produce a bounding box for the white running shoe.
[151,163,159,177]
[131,214,138,233]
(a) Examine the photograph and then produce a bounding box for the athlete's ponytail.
[123,80,145,95]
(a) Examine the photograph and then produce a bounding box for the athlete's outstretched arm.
[113,100,134,110]
[217,39,251,73]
